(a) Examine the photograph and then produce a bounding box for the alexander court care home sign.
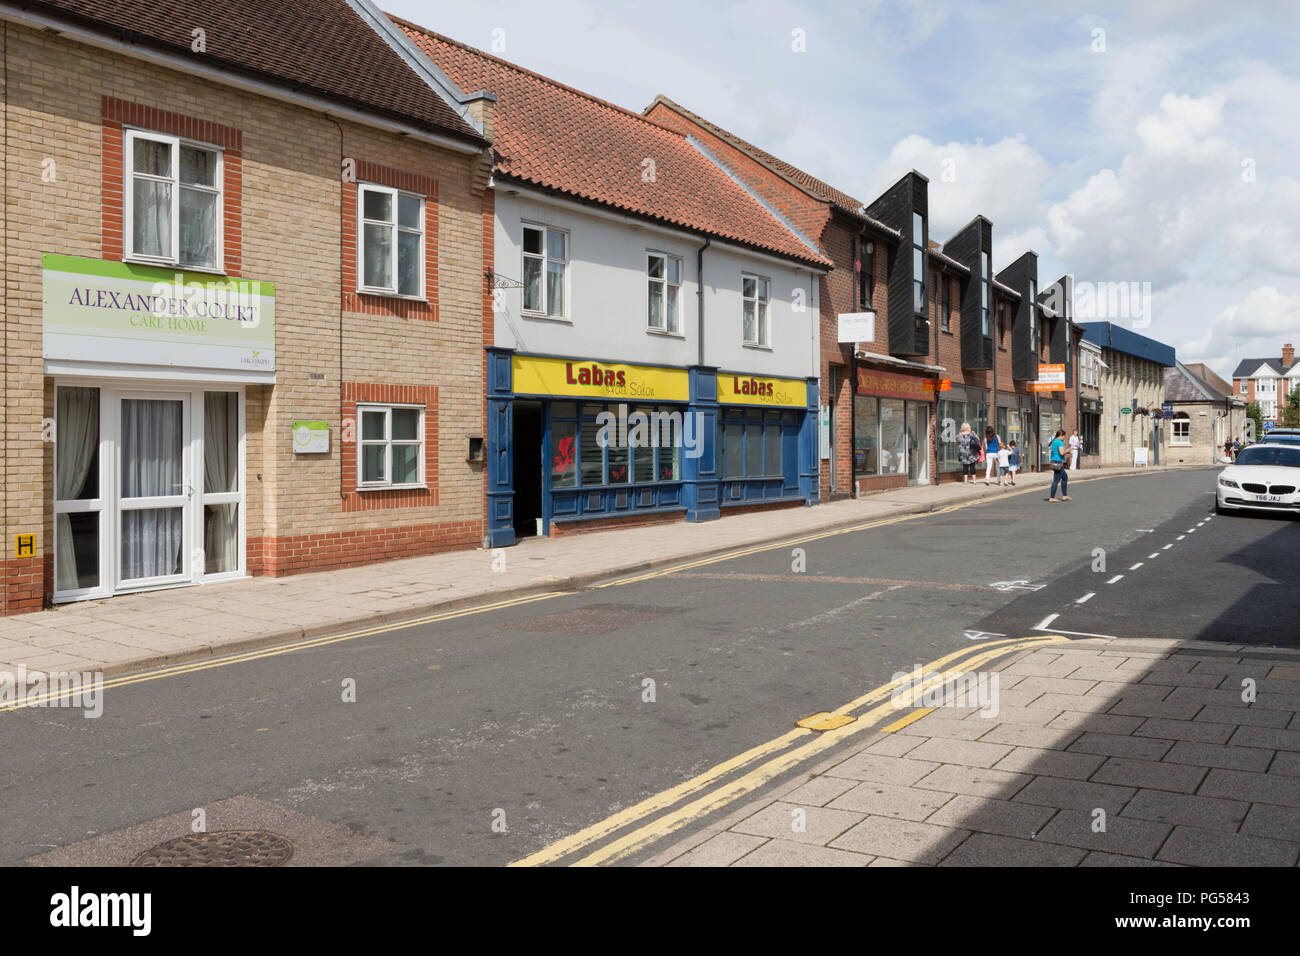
[42,254,275,373]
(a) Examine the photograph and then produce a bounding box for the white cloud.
[1181,286,1300,371]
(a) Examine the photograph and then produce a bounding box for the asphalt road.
[1,467,1295,866]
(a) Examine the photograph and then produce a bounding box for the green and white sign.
[1120,407,1132,415]
[43,254,275,373]
[292,421,330,454]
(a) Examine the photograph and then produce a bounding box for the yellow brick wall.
[0,22,489,606]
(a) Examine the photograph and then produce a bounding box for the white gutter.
[0,5,485,154]
[500,179,830,273]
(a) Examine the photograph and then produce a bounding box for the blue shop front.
[485,348,819,546]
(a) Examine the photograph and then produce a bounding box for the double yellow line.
[0,590,566,712]
[511,633,1066,867]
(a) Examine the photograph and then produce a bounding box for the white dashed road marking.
[1035,613,1060,630]
[1076,592,1096,604]
[1162,544,1174,550]
[1148,552,1160,559]
[1107,575,1124,584]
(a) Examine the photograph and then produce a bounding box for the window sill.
[646,327,685,339]
[125,255,226,276]
[743,342,773,351]
[357,288,427,303]
[357,483,427,492]
[521,311,572,324]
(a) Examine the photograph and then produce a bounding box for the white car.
[1216,443,1300,515]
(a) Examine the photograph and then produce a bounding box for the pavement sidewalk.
[0,463,1202,677]
[647,638,1300,867]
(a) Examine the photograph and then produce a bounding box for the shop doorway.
[908,402,930,484]
[512,401,543,538]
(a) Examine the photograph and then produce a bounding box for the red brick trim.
[247,521,481,576]
[101,97,243,275]
[0,555,45,616]
[341,160,438,319]
[341,383,439,512]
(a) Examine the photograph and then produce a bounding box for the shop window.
[357,184,424,298]
[551,419,578,488]
[719,408,787,478]
[125,129,222,271]
[742,274,770,346]
[358,404,424,488]
[558,403,683,487]
[523,223,568,316]
[647,254,681,334]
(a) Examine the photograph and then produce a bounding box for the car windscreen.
[1260,435,1300,444]
[1235,446,1300,467]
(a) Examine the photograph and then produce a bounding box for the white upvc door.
[115,391,192,590]
[53,381,246,603]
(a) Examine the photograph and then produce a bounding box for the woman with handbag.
[1048,429,1070,502]
[957,422,980,484]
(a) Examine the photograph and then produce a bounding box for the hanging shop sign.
[837,312,875,343]
[856,367,936,402]
[511,354,689,402]
[42,254,275,372]
[718,372,806,408]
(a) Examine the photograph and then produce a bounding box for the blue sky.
[388,0,1300,379]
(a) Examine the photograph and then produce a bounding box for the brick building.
[641,99,1083,489]
[1080,323,1176,466]
[1164,361,1247,464]
[1232,343,1299,427]
[0,0,493,614]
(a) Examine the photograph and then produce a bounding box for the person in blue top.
[1048,429,1070,502]
[983,425,1002,485]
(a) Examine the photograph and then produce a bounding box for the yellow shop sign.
[717,372,805,408]
[512,355,689,402]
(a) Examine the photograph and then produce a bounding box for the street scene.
[0,0,1297,930]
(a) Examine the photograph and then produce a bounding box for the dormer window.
[980,252,990,336]
[912,212,925,315]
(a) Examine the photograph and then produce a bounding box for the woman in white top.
[1069,429,1082,470]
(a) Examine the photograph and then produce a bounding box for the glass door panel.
[119,395,189,586]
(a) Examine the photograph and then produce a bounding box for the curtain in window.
[132,178,171,258]
[204,393,239,574]
[55,388,99,592]
[121,399,184,580]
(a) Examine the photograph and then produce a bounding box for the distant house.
[1232,344,1299,426]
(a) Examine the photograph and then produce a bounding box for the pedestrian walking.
[957,422,980,483]
[983,425,1002,485]
[1048,429,1070,502]
[996,441,1011,486]
[1224,438,1234,462]
[1006,441,1020,485]
[1069,429,1082,470]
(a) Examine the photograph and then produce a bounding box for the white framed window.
[1171,417,1191,444]
[647,253,681,334]
[1240,381,1247,394]
[358,184,424,298]
[125,128,222,271]
[522,223,568,317]
[742,273,770,346]
[357,404,424,489]
[1258,377,1275,394]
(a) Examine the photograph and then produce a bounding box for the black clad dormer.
[941,216,994,370]
[865,170,930,356]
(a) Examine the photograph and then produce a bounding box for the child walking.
[1006,441,1020,486]
[996,441,1012,486]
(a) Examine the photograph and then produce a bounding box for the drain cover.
[131,830,295,867]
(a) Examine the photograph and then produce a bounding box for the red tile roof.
[646,95,869,218]
[394,20,829,267]
[18,0,485,144]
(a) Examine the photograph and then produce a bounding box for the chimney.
[1284,343,1295,367]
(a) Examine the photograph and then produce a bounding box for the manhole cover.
[131,830,295,867]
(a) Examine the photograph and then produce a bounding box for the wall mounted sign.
[511,354,689,402]
[292,421,330,454]
[837,312,875,343]
[43,254,275,372]
[855,367,935,402]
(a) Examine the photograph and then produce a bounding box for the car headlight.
[1219,478,1239,489]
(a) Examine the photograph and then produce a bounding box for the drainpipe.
[697,237,711,368]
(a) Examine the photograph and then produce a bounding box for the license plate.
[1255,494,1282,502]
